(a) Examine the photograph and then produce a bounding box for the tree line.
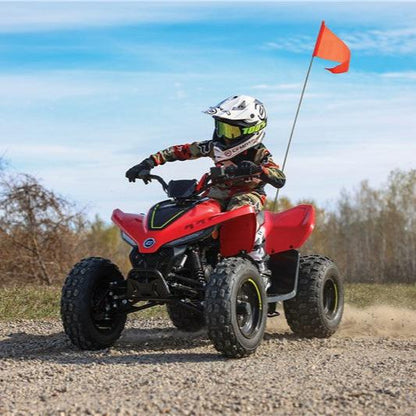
[303,170,416,283]
[1,159,415,286]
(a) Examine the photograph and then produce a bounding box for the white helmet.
[204,95,267,155]
[205,95,266,125]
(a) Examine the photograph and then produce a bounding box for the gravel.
[1,308,415,416]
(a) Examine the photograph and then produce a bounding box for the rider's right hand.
[125,159,154,183]
[224,162,262,177]
[224,165,238,176]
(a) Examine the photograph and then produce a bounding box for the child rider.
[125,95,286,280]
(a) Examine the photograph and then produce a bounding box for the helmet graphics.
[204,95,267,161]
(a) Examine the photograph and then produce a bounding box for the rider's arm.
[126,141,213,182]
[149,141,214,166]
[254,146,286,188]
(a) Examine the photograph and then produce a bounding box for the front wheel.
[284,255,344,338]
[61,257,127,350]
[205,257,267,358]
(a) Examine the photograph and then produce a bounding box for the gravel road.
[1,305,415,416]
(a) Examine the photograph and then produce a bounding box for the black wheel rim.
[236,279,263,338]
[91,279,119,332]
[323,278,339,319]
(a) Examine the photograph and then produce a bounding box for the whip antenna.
[272,21,350,211]
[272,54,315,211]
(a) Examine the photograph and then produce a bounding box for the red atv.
[61,168,344,358]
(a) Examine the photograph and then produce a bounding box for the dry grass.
[0,286,61,321]
[0,283,415,321]
[345,283,416,310]
[0,286,168,321]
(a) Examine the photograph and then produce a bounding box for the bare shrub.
[0,174,85,286]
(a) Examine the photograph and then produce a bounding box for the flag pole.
[272,54,315,210]
[272,21,349,210]
[272,21,325,211]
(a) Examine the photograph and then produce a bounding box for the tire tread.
[61,257,126,350]
[205,257,266,358]
[284,255,343,338]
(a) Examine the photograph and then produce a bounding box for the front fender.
[219,208,257,257]
[112,204,257,255]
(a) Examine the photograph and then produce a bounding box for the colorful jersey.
[147,140,285,199]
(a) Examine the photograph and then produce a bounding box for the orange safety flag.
[313,21,351,73]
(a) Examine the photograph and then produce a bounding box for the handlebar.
[145,174,169,191]
[138,168,259,196]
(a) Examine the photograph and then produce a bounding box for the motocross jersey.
[147,139,286,199]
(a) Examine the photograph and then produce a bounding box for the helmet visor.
[215,120,242,140]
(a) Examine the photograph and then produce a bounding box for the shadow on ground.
[0,324,221,364]
[0,321,299,364]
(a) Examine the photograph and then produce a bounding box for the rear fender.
[264,204,315,254]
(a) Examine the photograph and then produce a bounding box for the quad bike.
[61,167,344,358]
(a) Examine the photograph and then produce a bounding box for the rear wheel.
[61,257,127,350]
[205,257,267,358]
[167,302,205,332]
[284,255,344,338]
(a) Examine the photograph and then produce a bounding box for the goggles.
[215,120,242,140]
[215,119,267,140]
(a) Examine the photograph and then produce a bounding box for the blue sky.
[1,1,416,218]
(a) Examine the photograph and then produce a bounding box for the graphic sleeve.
[149,140,214,166]
[254,146,286,188]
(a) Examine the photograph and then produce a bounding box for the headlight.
[164,227,214,247]
[120,231,137,247]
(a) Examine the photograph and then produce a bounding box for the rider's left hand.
[125,161,153,183]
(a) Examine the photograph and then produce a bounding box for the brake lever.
[145,174,169,191]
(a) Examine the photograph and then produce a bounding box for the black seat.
[167,179,197,199]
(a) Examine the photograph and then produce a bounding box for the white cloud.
[280,139,416,208]
[381,71,416,79]
[0,73,104,100]
[342,27,416,54]
[252,83,302,91]
[0,3,207,33]
[265,26,416,56]
[0,71,199,104]
[264,38,314,54]
[4,1,414,34]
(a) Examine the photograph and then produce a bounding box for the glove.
[224,165,238,176]
[236,161,263,176]
[125,158,155,183]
